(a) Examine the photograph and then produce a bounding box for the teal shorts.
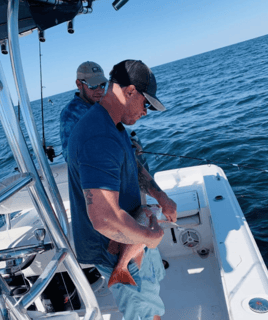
[95,248,166,320]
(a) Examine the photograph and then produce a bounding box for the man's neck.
[100,97,122,126]
[99,83,126,125]
[78,93,95,105]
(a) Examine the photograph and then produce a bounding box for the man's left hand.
[157,193,177,222]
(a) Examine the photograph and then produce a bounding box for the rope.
[140,150,268,174]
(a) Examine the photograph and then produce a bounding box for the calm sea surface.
[1,35,268,265]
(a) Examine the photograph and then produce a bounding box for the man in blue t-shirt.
[60,61,108,161]
[68,60,177,320]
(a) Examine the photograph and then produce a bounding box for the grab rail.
[0,173,34,204]
[20,249,67,309]
[0,243,53,262]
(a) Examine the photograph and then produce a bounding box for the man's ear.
[124,85,136,99]
[76,79,82,90]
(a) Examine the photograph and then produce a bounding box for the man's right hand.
[146,214,164,249]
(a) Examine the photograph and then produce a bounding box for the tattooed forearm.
[136,159,162,195]
[111,230,136,244]
[83,189,94,205]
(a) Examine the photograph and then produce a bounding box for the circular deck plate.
[249,298,268,313]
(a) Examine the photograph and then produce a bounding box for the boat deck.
[95,253,229,320]
[160,254,229,320]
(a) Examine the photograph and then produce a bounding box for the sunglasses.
[80,80,106,90]
[136,89,154,110]
[144,100,153,109]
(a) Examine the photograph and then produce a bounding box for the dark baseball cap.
[109,60,166,111]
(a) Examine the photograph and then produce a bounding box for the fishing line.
[53,152,62,159]
[236,194,268,199]
[139,150,268,174]
[138,149,268,201]
[59,272,75,312]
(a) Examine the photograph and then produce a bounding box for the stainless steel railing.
[0,0,103,319]
[0,173,34,204]
[7,0,69,238]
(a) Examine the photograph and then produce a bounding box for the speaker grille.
[181,230,200,248]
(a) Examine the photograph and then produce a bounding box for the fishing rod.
[139,150,268,174]
[17,100,20,122]
[39,41,45,151]
[39,40,55,162]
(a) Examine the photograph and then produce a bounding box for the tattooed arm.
[83,188,163,248]
[136,159,162,196]
[136,159,177,222]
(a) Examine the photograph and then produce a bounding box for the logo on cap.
[92,67,101,73]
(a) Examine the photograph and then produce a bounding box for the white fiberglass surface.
[91,251,229,320]
[160,254,229,320]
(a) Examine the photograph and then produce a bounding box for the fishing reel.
[44,146,55,162]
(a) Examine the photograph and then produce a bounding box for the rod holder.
[1,40,8,55]
[112,0,129,11]
[67,20,74,34]
[38,30,46,42]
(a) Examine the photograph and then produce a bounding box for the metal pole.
[0,288,9,320]
[7,0,69,238]
[0,61,63,250]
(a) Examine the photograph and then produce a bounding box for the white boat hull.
[1,164,268,319]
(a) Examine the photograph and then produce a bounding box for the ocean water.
[1,35,268,265]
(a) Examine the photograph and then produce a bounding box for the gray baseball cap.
[77,61,108,86]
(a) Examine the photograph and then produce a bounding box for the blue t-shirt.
[68,103,141,268]
[60,93,93,161]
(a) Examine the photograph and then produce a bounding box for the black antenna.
[39,41,46,151]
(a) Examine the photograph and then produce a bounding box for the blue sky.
[1,0,268,102]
